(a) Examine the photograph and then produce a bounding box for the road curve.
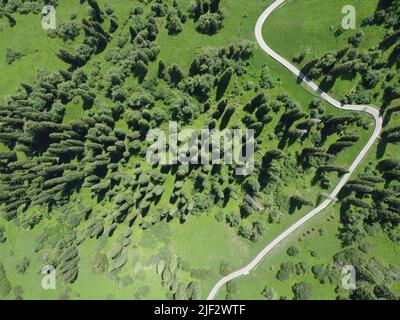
[207,0,383,300]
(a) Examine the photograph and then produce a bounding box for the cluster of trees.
[224,281,238,299]
[33,223,81,284]
[0,41,180,228]
[328,135,357,155]
[196,11,224,35]
[337,154,400,246]
[156,41,255,127]
[158,255,201,300]
[84,217,104,240]
[286,246,300,257]
[292,281,313,300]
[276,261,310,281]
[189,0,224,35]
[298,147,333,170]
[235,81,368,221]
[290,195,314,212]
[381,126,400,144]
[6,48,22,64]
[57,245,80,283]
[362,1,400,30]
[57,21,81,42]
[334,248,399,300]
[0,41,364,269]
[0,70,93,219]
[301,33,398,107]
[109,250,128,273]
[15,257,30,274]
[348,31,365,47]
[311,264,339,285]
[56,0,116,68]
[384,103,400,124]
[261,286,277,300]
[0,0,44,18]
[259,65,275,89]
[92,252,108,274]
[165,2,187,35]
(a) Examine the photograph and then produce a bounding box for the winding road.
[207,0,383,300]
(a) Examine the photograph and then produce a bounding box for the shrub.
[166,9,183,35]
[362,69,381,89]
[287,246,300,257]
[6,48,22,65]
[220,261,230,276]
[15,257,30,274]
[348,31,365,47]
[311,264,339,284]
[276,262,295,281]
[292,282,313,300]
[92,253,108,273]
[168,64,184,85]
[196,13,223,35]
[243,176,260,195]
[0,263,11,298]
[58,21,80,42]
[293,51,307,63]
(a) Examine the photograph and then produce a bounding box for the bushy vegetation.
[292,281,313,300]
[0,225,5,243]
[0,263,11,298]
